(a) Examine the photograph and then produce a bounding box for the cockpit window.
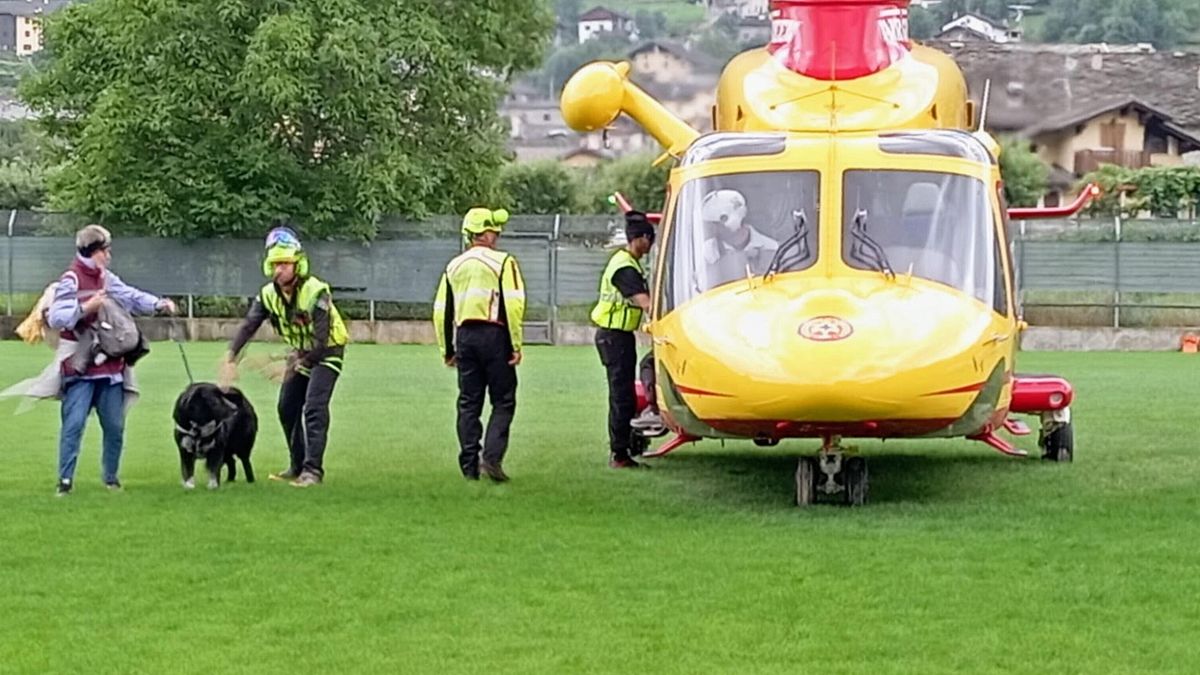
[663,170,820,311]
[842,170,998,308]
[681,133,788,165]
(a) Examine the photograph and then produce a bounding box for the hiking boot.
[55,479,72,497]
[269,468,301,482]
[290,471,322,488]
[480,462,509,483]
[609,454,648,470]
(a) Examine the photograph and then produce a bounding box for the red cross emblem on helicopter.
[798,316,854,342]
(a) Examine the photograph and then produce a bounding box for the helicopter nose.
[666,279,1004,424]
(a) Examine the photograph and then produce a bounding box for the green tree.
[976,0,1011,22]
[909,6,941,39]
[998,137,1048,207]
[1133,165,1200,217]
[582,153,672,214]
[1037,0,1192,48]
[498,160,581,214]
[0,160,47,210]
[20,0,553,238]
[929,0,1011,26]
[693,15,743,64]
[634,10,668,41]
[0,120,44,164]
[533,33,631,95]
[1078,164,1136,217]
[1075,164,1200,218]
[555,0,582,27]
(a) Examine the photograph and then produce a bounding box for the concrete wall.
[0,316,1193,351]
[1018,326,1195,351]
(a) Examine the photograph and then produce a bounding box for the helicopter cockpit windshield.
[666,170,819,308]
[842,169,1001,308]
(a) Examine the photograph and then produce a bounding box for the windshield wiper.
[849,210,895,280]
[765,209,812,278]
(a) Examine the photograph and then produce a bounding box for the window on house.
[1100,122,1125,151]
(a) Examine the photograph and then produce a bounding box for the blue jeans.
[58,378,125,484]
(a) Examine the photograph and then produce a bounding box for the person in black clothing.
[591,211,658,468]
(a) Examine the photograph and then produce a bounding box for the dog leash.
[170,319,194,384]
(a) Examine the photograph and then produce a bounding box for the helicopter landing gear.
[629,430,650,458]
[1038,407,1073,463]
[795,436,869,507]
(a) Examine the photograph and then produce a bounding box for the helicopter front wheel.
[843,456,869,506]
[795,456,817,506]
[795,449,869,507]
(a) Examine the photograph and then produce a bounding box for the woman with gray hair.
[46,225,176,496]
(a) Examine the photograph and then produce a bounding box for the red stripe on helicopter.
[675,384,734,398]
[921,381,987,397]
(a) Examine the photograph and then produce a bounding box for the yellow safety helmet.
[262,227,309,277]
[461,207,510,239]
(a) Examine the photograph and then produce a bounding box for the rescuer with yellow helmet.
[433,207,526,482]
[219,225,348,488]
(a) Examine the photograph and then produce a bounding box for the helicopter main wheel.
[843,456,869,506]
[1038,407,1073,463]
[795,456,817,506]
[629,431,649,458]
[1039,422,1073,462]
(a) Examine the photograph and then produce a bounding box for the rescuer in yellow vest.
[591,211,658,469]
[433,208,526,482]
[219,226,348,488]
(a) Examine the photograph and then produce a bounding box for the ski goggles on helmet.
[264,226,302,250]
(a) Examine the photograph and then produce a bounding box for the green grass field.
[1,342,1199,673]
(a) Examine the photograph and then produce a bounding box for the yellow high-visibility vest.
[433,246,526,355]
[590,249,644,332]
[259,276,348,373]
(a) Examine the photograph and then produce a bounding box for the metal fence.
[4,210,1200,332]
[1,210,632,341]
[1012,217,1200,327]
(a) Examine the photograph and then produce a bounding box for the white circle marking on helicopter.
[798,316,854,342]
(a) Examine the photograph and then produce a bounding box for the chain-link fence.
[4,210,1200,334]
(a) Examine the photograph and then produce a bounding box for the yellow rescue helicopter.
[560,0,1097,505]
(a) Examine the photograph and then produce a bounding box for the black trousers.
[277,363,340,477]
[456,323,518,478]
[596,328,638,457]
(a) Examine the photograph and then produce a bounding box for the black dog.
[173,383,258,490]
